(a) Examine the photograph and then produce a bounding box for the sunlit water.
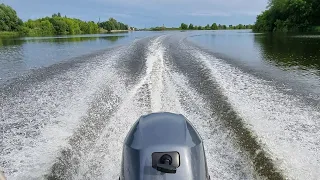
[0,31,319,180]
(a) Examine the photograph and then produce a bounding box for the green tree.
[0,3,127,36]
[98,18,128,32]
[254,0,320,32]
[88,21,99,33]
[24,19,37,29]
[0,3,23,31]
[64,18,81,34]
[211,23,218,30]
[236,24,244,29]
[39,20,54,35]
[180,23,188,30]
[50,18,68,35]
[107,18,119,30]
[188,23,194,30]
[205,24,210,30]
[52,13,62,18]
[198,26,203,30]
[80,21,90,33]
[107,21,115,31]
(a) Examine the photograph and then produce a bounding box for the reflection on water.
[0,31,163,84]
[189,30,320,99]
[0,35,125,47]
[0,34,128,84]
[23,35,125,43]
[254,34,320,71]
[189,30,263,66]
[0,38,24,47]
[189,30,320,75]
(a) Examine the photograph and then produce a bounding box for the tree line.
[0,4,23,32]
[180,23,253,30]
[253,0,320,32]
[23,13,99,36]
[0,3,129,36]
[98,18,129,31]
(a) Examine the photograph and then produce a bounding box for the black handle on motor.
[156,154,177,174]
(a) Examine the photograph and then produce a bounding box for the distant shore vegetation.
[253,0,320,32]
[146,23,253,31]
[0,3,131,37]
[179,23,253,30]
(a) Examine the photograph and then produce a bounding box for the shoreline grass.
[0,31,20,37]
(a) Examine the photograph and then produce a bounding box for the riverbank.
[311,26,320,32]
[100,28,136,33]
[146,28,252,31]
[0,31,20,37]
[0,30,131,39]
[1,3,130,38]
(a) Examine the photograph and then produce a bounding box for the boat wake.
[1,35,319,180]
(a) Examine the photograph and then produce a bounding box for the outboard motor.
[120,112,210,180]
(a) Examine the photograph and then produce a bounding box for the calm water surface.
[189,30,320,100]
[0,32,158,84]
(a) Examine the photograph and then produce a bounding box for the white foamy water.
[1,36,260,180]
[190,48,320,180]
[0,48,126,179]
[69,37,256,179]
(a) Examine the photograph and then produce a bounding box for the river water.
[0,30,319,180]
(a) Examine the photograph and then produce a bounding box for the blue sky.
[2,0,268,28]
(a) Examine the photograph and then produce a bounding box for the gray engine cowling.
[120,112,210,180]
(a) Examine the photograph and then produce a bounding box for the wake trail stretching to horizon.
[1,34,319,180]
